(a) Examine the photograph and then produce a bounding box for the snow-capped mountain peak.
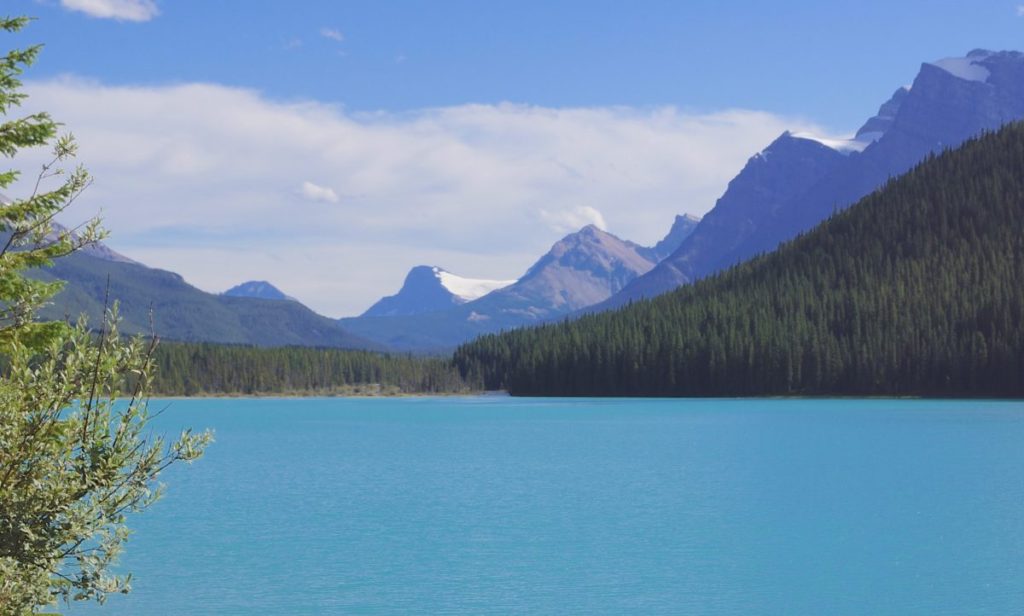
[361,265,515,317]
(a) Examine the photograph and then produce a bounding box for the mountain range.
[339,49,1024,350]
[339,223,685,351]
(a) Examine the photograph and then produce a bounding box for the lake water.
[66,397,1024,615]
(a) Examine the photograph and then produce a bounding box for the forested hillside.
[453,123,1024,397]
[151,343,470,396]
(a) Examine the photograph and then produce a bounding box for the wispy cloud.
[540,205,607,233]
[1017,4,1024,16]
[320,28,344,42]
[300,181,339,203]
[60,0,160,22]
[18,78,826,316]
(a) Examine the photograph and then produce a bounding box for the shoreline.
[145,392,1024,401]
[150,391,485,400]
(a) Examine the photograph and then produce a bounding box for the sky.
[5,0,1024,316]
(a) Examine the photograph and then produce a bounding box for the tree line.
[150,342,472,396]
[453,123,1024,397]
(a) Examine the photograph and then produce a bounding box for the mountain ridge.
[600,48,1024,308]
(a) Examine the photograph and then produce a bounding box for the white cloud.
[16,77,828,317]
[320,28,344,42]
[300,181,339,203]
[60,0,160,22]
[540,205,607,233]
[1018,4,1024,16]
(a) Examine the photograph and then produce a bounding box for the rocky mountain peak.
[523,225,654,283]
[649,214,701,261]
[855,86,910,138]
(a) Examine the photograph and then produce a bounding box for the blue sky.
[5,0,1024,316]
[15,1,1024,127]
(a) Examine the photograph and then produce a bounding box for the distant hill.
[454,122,1024,397]
[223,280,297,302]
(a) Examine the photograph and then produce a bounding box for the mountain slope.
[605,49,1024,307]
[454,122,1024,397]
[33,251,377,349]
[341,225,656,351]
[362,266,515,317]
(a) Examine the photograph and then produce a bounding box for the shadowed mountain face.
[340,225,658,351]
[604,49,1024,307]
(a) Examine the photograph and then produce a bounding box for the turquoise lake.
[66,397,1024,615]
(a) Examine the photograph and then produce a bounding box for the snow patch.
[791,130,882,155]
[928,53,992,83]
[434,267,515,301]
